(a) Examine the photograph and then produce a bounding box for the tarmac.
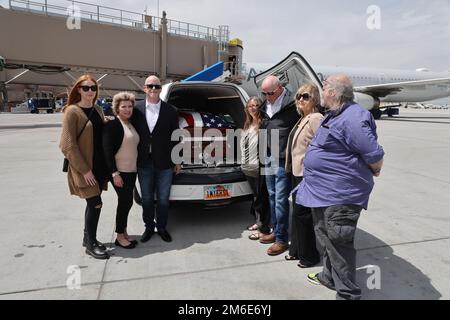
[0,108,449,300]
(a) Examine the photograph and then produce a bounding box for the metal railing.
[167,19,222,41]
[7,0,228,42]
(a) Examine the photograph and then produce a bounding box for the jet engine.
[354,92,377,111]
[354,92,382,119]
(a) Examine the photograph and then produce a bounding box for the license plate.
[204,185,232,201]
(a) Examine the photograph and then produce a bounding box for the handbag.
[62,107,94,172]
[62,157,70,172]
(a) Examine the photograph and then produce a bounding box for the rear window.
[167,85,245,128]
[167,84,246,167]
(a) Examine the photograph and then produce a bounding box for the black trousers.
[112,172,137,234]
[254,174,272,235]
[245,174,261,226]
[84,178,105,244]
[83,148,108,245]
[289,176,320,265]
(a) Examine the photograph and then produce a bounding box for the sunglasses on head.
[296,93,311,101]
[80,85,98,92]
[145,84,162,90]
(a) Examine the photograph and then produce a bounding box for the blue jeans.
[138,161,173,232]
[265,163,291,243]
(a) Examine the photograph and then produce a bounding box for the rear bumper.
[171,194,253,208]
[172,168,247,185]
[169,181,253,203]
[133,168,254,208]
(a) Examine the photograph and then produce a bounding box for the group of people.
[60,74,180,260]
[240,74,384,300]
[60,71,384,300]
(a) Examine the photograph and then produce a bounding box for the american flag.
[179,111,235,129]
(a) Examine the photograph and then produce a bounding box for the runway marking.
[0,259,283,298]
[357,236,450,252]
[1,236,450,298]
[384,164,450,185]
[382,118,450,125]
[96,229,116,300]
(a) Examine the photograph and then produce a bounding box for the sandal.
[246,224,258,231]
[298,260,319,268]
[248,233,260,241]
[284,255,299,261]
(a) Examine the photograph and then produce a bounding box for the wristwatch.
[112,171,121,178]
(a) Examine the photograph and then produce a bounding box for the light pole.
[157,0,159,18]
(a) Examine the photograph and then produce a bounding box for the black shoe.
[128,239,138,246]
[115,239,136,249]
[158,230,172,243]
[85,243,109,260]
[297,259,320,269]
[83,238,107,251]
[141,229,155,243]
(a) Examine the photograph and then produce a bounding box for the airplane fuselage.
[316,66,450,102]
[243,63,450,103]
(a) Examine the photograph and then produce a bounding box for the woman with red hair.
[60,75,109,259]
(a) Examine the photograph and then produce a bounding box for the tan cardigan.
[285,112,324,177]
[59,104,106,199]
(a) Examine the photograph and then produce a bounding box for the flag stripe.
[179,111,235,129]
[192,112,204,127]
[179,111,195,128]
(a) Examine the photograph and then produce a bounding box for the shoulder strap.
[77,107,95,140]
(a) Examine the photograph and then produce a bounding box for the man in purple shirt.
[296,74,384,300]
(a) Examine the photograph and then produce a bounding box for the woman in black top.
[60,74,109,260]
[103,92,140,249]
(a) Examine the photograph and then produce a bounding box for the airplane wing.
[354,77,450,101]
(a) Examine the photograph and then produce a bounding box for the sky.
[1,0,449,103]
[2,0,448,70]
[84,0,450,71]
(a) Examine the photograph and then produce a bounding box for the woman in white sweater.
[241,97,264,233]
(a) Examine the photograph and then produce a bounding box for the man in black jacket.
[259,76,300,256]
[133,76,181,243]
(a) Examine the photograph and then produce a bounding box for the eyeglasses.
[296,93,311,101]
[80,85,98,92]
[145,84,162,90]
[247,105,260,110]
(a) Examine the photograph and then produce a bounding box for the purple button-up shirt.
[295,102,384,210]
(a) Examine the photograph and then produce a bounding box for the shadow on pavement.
[355,229,441,300]
[107,202,442,300]
[107,200,255,258]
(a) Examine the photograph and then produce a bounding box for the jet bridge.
[0,0,238,110]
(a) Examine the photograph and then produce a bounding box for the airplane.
[132,54,449,206]
[238,52,450,119]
